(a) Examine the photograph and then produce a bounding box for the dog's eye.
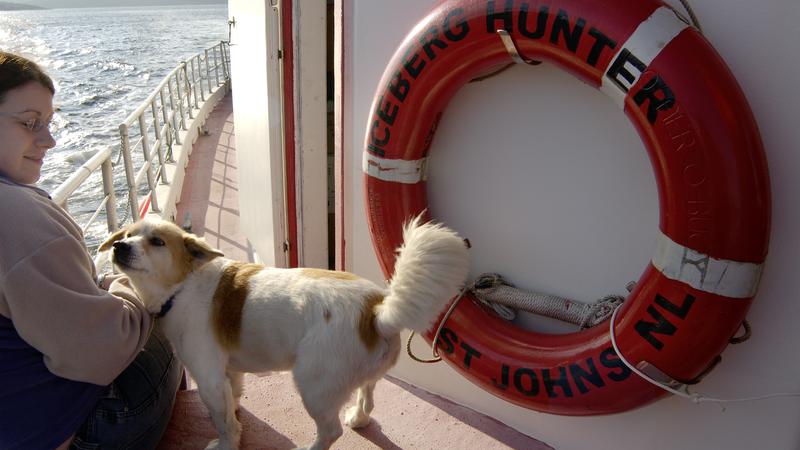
[150,237,166,247]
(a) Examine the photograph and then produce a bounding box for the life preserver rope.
[363,0,770,415]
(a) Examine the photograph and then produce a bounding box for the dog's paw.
[205,438,235,450]
[344,405,371,429]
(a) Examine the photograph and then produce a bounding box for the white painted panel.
[343,1,800,449]
[228,0,287,267]
[293,0,328,268]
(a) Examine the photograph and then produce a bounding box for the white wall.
[228,0,287,267]
[343,1,800,449]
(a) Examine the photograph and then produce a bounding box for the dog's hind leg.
[344,380,376,429]
[294,382,347,450]
[296,394,346,450]
[292,362,349,450]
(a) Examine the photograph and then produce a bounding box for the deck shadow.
[379,375,554,450]
[176,94,254,262]
[158,390,297,450]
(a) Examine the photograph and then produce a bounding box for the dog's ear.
[184,235,224,263]
[98,227,128,252]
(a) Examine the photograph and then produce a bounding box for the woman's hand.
[97,272,123,290]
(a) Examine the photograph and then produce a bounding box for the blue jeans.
[70,323,182,450]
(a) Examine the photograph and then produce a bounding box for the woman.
[0,51,181,449]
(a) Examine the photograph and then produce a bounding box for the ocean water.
[0,4,227,245]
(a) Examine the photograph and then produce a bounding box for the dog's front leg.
[196,370,242,450]
[227,369,245,410]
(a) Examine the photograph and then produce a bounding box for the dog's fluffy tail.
[374,216,470,337]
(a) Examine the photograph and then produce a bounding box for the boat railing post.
[212,44,220,86]
[150,98,168,184]
[138,114,160,214]
[118,123,139,223]
[165,120,175,163]
[188,57,195,107]
[100,153,118,232]
[183,62,194,121]
[174,68,187,131]
[166,78,182,146]
[195,55,206,103]
[151,98,162,147]
[194,55,202,106]
[205,48,213,94]
[158,89,175,162]
[226,42,230,78]
[220,41,229,80]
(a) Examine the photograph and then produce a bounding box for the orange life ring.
[363,0,770,415]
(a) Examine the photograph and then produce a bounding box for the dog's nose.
[113,241,130,253]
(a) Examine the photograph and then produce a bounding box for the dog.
[99,216,470,450]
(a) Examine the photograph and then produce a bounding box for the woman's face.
[0,81,56,184]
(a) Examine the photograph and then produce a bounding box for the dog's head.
[99,218,224,304]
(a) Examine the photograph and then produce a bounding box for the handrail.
[52,41,231,255]
[51,145,114,208]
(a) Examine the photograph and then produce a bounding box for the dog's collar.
[156,290,180,318]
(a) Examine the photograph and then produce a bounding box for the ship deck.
[157,93,551,450]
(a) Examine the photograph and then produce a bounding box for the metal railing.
[51,41,230,251]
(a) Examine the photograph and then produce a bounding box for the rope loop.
[729,320,752,344]
[609,304,800,405]
[578,294,625,329]
[406,284,471,363]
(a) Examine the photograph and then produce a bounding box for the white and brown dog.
[99,216,469,450]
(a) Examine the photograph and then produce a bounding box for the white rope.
[677,0,703,32]
[609,304,800,406]
[471,273,624,328]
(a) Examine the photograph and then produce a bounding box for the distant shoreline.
[0,2,46,10]
[0,1,224,11]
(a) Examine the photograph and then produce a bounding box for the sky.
[21,0,224,8]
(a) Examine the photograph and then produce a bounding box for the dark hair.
[0,51,55,104]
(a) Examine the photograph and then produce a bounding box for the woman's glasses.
[0,112,53,133]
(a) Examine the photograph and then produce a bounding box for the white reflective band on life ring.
[652,230,764,299]
[363,153,427,184]
[601,6,690,108]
